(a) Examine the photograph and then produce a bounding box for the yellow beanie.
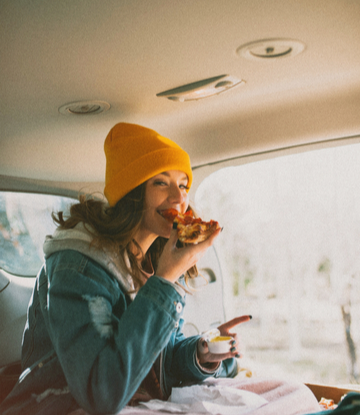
[104,123,193,206]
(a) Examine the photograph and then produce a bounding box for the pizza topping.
[319,397,337,410]
[160,208,220,244]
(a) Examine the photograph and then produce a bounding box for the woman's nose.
[168,184,185,204]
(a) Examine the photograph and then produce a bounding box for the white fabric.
[68,377,321,415]
[137,382,267,414]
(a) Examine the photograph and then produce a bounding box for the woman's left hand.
[197,315,252,367]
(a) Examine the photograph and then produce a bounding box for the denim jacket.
[0,224,237,415]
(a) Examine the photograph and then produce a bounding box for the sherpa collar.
[43,222,134,294]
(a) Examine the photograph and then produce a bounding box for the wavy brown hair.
[52,182,198,292]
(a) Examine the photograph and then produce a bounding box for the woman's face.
[140,170,189,241]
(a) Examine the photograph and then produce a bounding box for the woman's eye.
[153,180,188,189]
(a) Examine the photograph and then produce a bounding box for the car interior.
[1,0,360,412]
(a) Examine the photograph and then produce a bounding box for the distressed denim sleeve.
[43,251,185,414]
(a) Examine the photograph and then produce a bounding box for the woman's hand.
[156,227,221,284]
[197,315,252,367]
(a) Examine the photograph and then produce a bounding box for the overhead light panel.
[156,75,244,102]
[237,39,305,60]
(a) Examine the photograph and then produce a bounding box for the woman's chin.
[157,225,172,239]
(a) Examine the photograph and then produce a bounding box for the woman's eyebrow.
[159,172,188,181]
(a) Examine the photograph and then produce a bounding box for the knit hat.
[104,123,193,206]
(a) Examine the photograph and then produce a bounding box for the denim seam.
[138,293,180,322]
[77,255,88,274]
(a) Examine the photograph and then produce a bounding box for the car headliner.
[1,0,360,196]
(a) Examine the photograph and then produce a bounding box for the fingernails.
[230,347,236,352]
[231,340,236,346]
[221,227,224,232]
[249,315,252,319]
[172,222,178,229]
[235,353,241,358]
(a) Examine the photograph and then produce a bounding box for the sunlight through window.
[195,143,360,386]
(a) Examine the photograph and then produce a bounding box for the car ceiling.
[1,0,360,194]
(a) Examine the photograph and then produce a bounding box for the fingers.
[175,226,221,264]
[219,315,252,332]
[180,227,221,264]
[168,227,180,247]
[201,226,221,246]
[204,351,241,363]
[197,339,242,364]
[197,314,252,366]
[157,225,222,284]
[228,333,239,347]
[197,339,209,354]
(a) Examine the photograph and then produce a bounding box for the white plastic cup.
[203,329,234,354]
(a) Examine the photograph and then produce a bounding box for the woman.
[0,123,249,415]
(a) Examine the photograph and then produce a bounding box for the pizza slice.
[160,208,220,244]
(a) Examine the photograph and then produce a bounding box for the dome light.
[157,75,244,102]
[237,39,305,60]
[58,100,110,115]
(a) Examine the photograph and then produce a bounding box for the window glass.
[195,143,360,385]
[0,192,75,276]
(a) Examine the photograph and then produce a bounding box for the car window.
[0,192,75,277]
[195,143,360,385]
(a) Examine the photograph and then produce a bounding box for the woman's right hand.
[156,227,221,284]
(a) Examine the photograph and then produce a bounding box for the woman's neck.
[133,229,157,258]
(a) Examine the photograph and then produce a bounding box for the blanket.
[68,377,321,415]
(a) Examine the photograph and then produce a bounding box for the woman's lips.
[158,208,180,222]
